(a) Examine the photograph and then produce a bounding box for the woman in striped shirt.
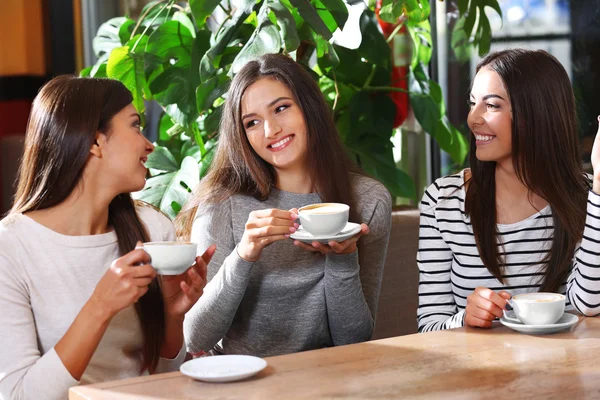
[418,48,600,332]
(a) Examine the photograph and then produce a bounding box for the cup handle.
[503,299,520,322]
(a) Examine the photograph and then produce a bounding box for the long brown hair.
[177,53,362,238]
[11,75,165,373]
[464,49,589,292]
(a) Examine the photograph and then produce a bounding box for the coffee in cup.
[143,241,197,275]
[298,203,349,236]
[508,292,565,325]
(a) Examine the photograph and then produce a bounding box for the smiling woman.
[417,49,600,333]
[176,53,392,358]
[0,76,215,399]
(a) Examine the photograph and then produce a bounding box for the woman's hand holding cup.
[464,287,511,328]
[237,208,298,262]
[90,243,156,321]
[160,244,215,318]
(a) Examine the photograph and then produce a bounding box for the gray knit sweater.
[184,175,392,357]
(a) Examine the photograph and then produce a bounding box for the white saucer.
[499,313,579,335]
[290,222,362,244]
[180,355,267,383]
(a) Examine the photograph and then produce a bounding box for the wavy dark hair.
[177,53,362,238]
[11,75,165,373]
[464,49,590,292]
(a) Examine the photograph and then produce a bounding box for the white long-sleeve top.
[0,204,186,400]
[417,169,600,332]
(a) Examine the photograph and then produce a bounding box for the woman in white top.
[0,76,214,399]
[417,48,600,332]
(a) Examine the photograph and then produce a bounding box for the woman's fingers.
[247,225,295,239]
[120,246,151,266]
[130,264,156,278]
[465,314,493,329]
[200,244,216,266]
[293,240,322,253]
[250,209,297,221]
[476,288,509,316]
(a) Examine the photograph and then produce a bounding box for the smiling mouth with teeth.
[268,135,294,151]
[475,134,495,142]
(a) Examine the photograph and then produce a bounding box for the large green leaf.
[90,53,109,77]
[189,0,221,29]
[288,0,332,39]
[106,46,146,119]
[404,0,430,24]
[232,1,283,74]
[145,146,179,172]
[458,0,469,15]
[357,9,391,70]
[93,17,128,57]
[379,0,403,24]
[330,45,371,87]
[313,0,348,32]
[146,20,195,66]
[232,23,282,73]
[133,171,176,206]
[268,0,301,52]
[118,18,136,44]
[321,0,349,28]
[138,1,173,29]
[200,0,257,81]
[409,64,468,164]
[158,156,200,220]
[407,19,432,68]
[315,35,340,71]
[451,0,501,62]
[196,74,231,113]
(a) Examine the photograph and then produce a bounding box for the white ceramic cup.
[298,203,349,236]
[508,292,566,325]
[142,241,197,275]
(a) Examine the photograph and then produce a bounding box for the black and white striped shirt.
[418,169,600,332]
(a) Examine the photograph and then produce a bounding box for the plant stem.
[218,2,231,16]
[130,0,168,40]
[332,71,340,111]
[191,124,207,155]
[385,15,408,44]
[364,85,411,93]
[363,64,377,88]
[131,0,173,53]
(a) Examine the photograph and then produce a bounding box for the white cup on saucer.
[508,292,565,325]
[298,203,349,236]
[142,241,197,275]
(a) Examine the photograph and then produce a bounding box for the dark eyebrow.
[242,97,293,120]
[131,113,141,120]
[469,94,505,101]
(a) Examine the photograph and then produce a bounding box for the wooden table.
[69,316,600,399]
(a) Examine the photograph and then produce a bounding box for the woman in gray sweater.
[177,54,392,357]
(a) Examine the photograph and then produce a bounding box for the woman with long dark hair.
[418,48,600,332]
[0,76,214,399]
[177,53,392,357]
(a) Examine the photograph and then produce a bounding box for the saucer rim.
[499,312,578,333]
[290,222,362,242]
[179,354,267,383]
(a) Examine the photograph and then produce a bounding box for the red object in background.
[375,0,409,128]
[0,100,31,137]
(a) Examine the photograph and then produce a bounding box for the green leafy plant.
[83,0,500,219]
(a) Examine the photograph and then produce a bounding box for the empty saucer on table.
[180,355,267,383]
[290,222,362,244]
[499,313,579,335]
